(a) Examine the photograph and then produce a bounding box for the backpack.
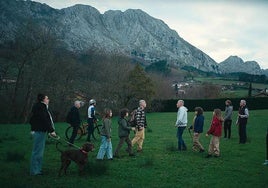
[128,109,137,127]
[66,111,72,124]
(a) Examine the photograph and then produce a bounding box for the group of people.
[175,99,249,158]
[29,92,249,176]
[95,99,147,160]
[29,94,148,176]
[63,98,148,160]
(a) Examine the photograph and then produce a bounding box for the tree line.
[0,22,155,123]
[1,21,243,123]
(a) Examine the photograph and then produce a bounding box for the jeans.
[97,136,113,159]
[177,127,187,150]
[30,131,46,175]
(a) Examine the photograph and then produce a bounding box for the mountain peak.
[219,56,263,75]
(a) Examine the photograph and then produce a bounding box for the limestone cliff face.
[1,0,264,74]
[219,56,263,75]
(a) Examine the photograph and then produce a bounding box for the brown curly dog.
[56,142,94,176]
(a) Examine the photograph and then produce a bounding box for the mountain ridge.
[0,0,265,75]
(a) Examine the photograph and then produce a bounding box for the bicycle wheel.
[92,124,102,140]
[65,126,83,141]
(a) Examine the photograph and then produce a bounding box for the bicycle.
[65,119,102,141]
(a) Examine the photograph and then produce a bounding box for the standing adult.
[175,100,188,151]
[237,99,249,144]
[223,100,233,139]
[68,100,81,145]
[131,100,147,153]
[29,93,56,176]
[114,108,135,158]
[87,99,96,142]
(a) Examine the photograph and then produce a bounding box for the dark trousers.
[114,136,133,156]
[87,118,94,141]
[224,120,232,139]
[239,123,247,143]
[69,125,79,144]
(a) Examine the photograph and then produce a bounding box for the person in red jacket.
[205,109,223,158]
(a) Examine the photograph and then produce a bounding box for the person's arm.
[121,119,132,130]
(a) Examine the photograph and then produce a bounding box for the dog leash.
[48,133,81,150]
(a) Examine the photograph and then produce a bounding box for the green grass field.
[0,110,267,188]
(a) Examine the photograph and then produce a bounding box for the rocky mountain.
[0,0,221,73]
[0,0,265,75]
[218,56,264,75]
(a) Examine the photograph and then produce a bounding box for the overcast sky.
[33,0,268,69]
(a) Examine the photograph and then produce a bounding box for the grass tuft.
[85,160,109,176]
[6,150,25,162]
[165,142,177,152]
[138,156,154,167]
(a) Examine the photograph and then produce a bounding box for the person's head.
[89,99,96,106]
[240,99,246,107]
[37,93,49,105]
[74,100,81,108]
[103,108,112,118]
[213,108,222,118]
[120,108,129,118]
[225,100,232,106]
[139,100,146,109]
[194,107,203,115]
[176,100,184,108]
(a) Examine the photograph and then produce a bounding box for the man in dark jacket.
[68,101,82,145]
[30,93,56,176]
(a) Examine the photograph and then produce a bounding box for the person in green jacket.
[114,108,135,158]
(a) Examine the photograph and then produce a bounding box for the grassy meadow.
[0,110,267,188]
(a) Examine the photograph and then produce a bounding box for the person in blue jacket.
[190,107,205,152]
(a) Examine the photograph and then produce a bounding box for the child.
[205,109,223,158]
[114,108,136,158]
[96,108,113,160]
[191,107,205,153]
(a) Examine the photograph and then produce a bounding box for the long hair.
[103,108,112,119]
[213,108,223,121]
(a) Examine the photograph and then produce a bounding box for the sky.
[32,0,268,69]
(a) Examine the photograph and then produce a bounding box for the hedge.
[151,97,268,112]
